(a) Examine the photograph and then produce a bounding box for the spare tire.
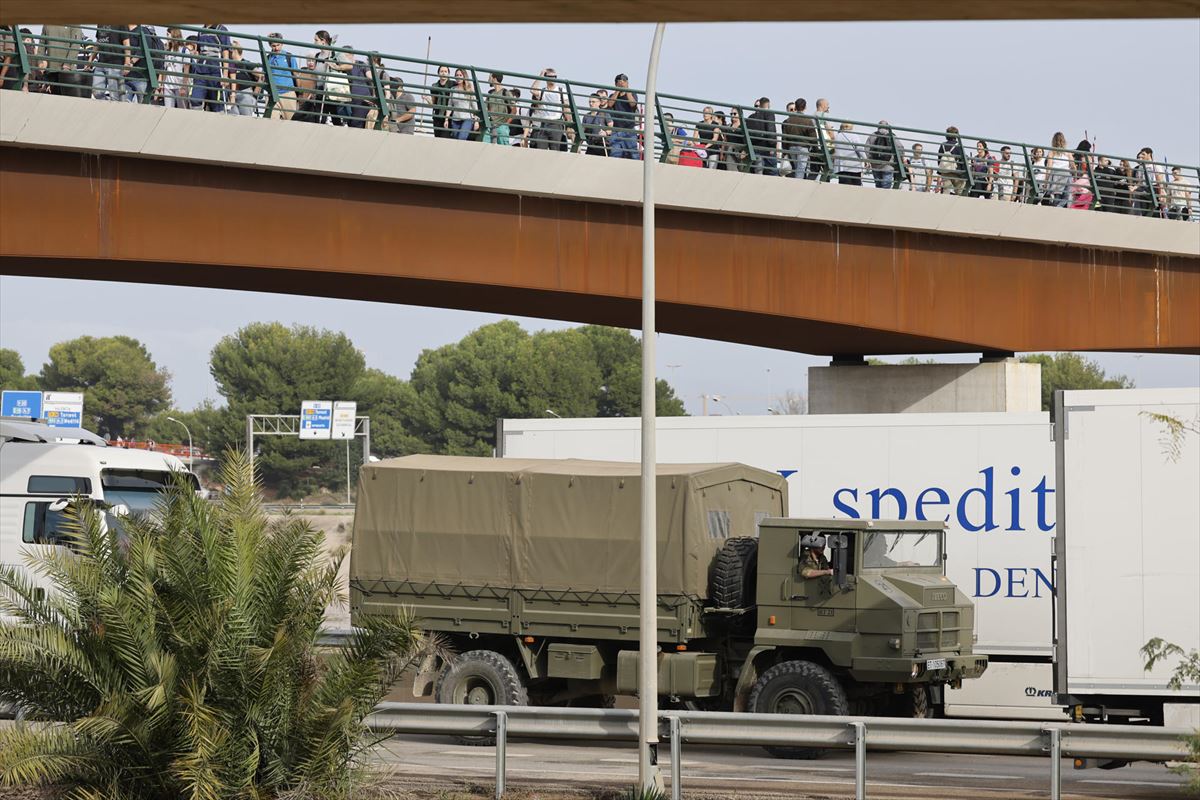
[711,536,759,608]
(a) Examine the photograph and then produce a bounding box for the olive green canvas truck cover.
[351,455,787,597]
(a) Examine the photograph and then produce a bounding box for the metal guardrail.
[264,503,355,514]
[3,24,1198,222]
[365,701,1192,800]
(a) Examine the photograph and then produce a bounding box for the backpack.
[870,132,894,165]
[140,26,166,73]
[348,61,372,99]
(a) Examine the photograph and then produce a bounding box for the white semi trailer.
[500,390,1199,724]
[1053,388,1199,726]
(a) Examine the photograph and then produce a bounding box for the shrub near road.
[0,452,424,800]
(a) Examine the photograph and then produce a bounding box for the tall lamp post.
[639,21,667,794]
[166,416,193,471]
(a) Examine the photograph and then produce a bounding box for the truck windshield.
[101,469,196,517]
[862,531,941,568]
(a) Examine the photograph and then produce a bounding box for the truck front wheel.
[436,650,529,745]
[748,660,849,759]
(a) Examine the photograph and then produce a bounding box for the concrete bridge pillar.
[808,358,1041,414]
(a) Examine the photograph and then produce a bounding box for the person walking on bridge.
[747,97,779,176]
[430,64,453,137]
[448,67,479,140]
[264,34,300,119]
[484,73,512,145]
[530,68,568,151]
[190,23,231,112]
[782,98,815,179]
[606,73,639,159]
[937,126,967,195]
[867,121,898,189]
[834,121,865,185]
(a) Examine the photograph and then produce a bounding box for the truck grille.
[916,610,962,651]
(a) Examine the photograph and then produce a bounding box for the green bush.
[1143,638,1200,793]
[0,451,423,799]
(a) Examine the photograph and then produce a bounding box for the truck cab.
[742,518,987,722]
[0,418,198,615]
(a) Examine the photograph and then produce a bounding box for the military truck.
[350,455,987,753]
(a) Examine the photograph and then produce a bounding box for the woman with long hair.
[449,67,479,140]
[969,140,996,198]
[1045,131,1071,206]
[159,27,190,109]
[723,108,747,172]
[313,29,352,125]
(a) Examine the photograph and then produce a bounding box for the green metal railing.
[3,24,1198,221]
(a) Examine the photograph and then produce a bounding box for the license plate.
[926,658,948,670]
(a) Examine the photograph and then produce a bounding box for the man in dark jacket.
[867,121,898,189]
[746,96,779,176]
[937,126,967,195]
[781,98,816,179]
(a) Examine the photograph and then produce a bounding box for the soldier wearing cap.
[800,533,834,578]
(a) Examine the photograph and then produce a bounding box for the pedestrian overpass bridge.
[1,92,1197,356]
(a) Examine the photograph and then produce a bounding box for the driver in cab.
[800,533,834,578]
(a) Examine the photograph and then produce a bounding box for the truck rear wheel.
[748,660,849,759]
[436,650,529,745]
[711,536,758,608]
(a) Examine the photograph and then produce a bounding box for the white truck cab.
[0,418,197,594]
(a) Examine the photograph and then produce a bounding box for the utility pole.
[639,21,667,794]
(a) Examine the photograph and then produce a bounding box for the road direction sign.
[332,401,357,440]
[1,390,43,419]
[43,392,84,428]
[299,401,333,439]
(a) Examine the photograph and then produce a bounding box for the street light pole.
[166,416,193,471]
[639,20,667,794]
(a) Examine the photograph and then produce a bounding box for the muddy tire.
[748,660,849,759]
[435,650,529,745]
[711,537,759,608]
[896,684,931,718]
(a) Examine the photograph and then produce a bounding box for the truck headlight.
[889,637,901,650]
[911,663,921,678]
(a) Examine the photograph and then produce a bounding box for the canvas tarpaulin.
[351,455,787,597]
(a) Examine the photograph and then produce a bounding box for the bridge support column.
[808,358,1041,414]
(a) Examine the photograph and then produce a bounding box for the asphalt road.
[371,734,1190,799]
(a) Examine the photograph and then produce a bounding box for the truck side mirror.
[829,533,850,590]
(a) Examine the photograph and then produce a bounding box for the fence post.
[136,26,158,104]
[654,95,672,163]
[470,68,491,140]
[739,107,757,169]
[494,710,507,799]
[369,55,389,131]
[1044,726,1062,800]
[889,127,907,188]
[850,720,866,800]
[257,37,278,118]
[814,116,833,180]
[1020,144,1038,203]
[1143,161,1162,217]
[960,135,976,194]
[1084,153,1102,210]
[10,26,31,90]
[564,81,584,153]
[670,715,682,800]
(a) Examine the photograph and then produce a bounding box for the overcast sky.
[2,19,1198,415]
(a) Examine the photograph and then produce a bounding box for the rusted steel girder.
[2,147,1197,356]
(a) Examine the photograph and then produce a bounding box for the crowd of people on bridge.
[2,23,1195,219]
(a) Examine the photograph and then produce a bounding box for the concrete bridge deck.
[2,92,1197,356]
